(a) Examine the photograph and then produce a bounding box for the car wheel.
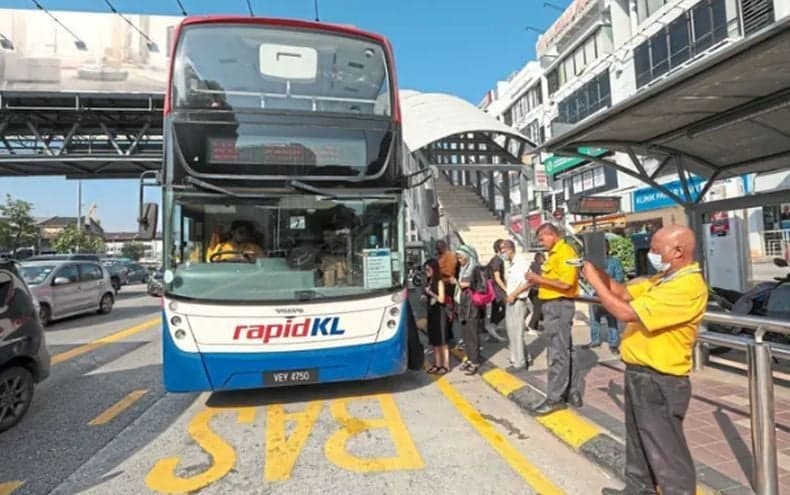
[0,367,34,433]
[98,293,114,314]
[38,304,51,327]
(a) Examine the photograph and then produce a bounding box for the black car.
[0,258,50,432]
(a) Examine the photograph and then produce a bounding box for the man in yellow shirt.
[525,223,581,415]
[207,220,264,262]
[582,225,706,495]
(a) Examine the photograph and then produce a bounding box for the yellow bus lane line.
[88,389,149,426]
[51,317,160,365]
[432,376,565,495]
[0,481,24,495]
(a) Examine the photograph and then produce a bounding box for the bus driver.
[207,220,264,262]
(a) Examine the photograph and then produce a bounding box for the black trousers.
[624,364,695,495]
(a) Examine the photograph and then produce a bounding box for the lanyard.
[656,265,702,286]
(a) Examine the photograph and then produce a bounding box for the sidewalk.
[413,297,789,494]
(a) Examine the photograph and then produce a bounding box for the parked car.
[19,260,115,326]
[123,262,149,284]
[147,269,164,297]
[27,254,100,262]
[99,259,128,293]
[0,258,50,432]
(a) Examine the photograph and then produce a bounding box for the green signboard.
[543,147,608,176]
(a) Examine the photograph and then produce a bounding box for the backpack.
[469,265,496,307]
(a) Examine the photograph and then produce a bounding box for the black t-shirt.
[487,255,506,300]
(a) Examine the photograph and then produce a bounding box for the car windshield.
[20,265,55,285]
[167,194,403,302]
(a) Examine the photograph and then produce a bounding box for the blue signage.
[632,177,706,213]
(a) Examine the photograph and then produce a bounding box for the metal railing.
[574,294,788,495]
[694,311,790,495]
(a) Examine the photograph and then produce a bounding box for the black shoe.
[506,365,525,372]
[533,399,566,416]
[568,392,583,408]
[610,346,620,355]
[585,342,602,349]
[601,488,626,495]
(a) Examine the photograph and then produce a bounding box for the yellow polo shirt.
[207,241,264,262]
[621,263,708,376]
[538,238,580,300]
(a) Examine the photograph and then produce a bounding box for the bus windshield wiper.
[295,289,324,301]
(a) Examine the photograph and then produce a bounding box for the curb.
[432,337,725,495]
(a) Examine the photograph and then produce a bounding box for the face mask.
[647,251,670,272]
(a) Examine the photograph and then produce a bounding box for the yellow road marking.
[51,317,160,365]
[0,481,24,495]
[145,406,256,494]
[534,409,600,449]
[475,360,713,494]
[481,368,528,397]
[264,401,323,481]
[88,389,148,426]
[324,394,424,473]
[433,376,565,495]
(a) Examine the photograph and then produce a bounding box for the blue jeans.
[590,305,620,348]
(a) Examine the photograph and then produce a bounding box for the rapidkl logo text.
[233,317,346,344]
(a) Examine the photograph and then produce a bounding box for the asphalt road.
[0,286,622,495]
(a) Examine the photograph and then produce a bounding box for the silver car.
[19,261,114,326]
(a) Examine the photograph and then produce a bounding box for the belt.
[625,363,689,378]
[539,297,574,303]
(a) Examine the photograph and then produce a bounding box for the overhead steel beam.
[553,149,690,206]
[690,187,790,214]
[428,163,526,172]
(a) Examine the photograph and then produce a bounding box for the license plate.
[263,368,319,387]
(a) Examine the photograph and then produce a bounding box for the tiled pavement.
[414,295,790,494]
[520,359,790,494]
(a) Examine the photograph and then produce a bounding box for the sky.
[0,0,562,231]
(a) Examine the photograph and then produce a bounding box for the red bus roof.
[165,16,400,122]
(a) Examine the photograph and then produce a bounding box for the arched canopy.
[399,90,534,154]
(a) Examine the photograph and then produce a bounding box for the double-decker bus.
[154,16,413,392]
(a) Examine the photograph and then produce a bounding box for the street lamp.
[544,1,566,11]
[525,26,547,34]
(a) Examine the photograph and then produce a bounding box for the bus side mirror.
[422,189,439,227]
[138,203,158,240]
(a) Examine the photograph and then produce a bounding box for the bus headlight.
[174,329,187,339]
[386,320,397,329]
[168,301,178,312]
[171,316,182,327]
[391,291,406,304]
[389,306,400,317]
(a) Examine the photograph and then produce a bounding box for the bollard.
[747,341,779,495]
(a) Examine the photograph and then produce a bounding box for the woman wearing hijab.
[449,244,484,375]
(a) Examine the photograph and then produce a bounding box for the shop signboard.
[632,176,706,213]
[542,147,608,177]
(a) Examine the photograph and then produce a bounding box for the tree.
[609,235,635,274]
[53,224,105,254]
[0,194,39,254]
[121,242,146,261]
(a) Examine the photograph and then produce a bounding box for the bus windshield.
[167,194,403,302]
[172,24,392,117]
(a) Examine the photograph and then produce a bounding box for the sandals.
[464,364,479,375]
[427,365,449,375]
